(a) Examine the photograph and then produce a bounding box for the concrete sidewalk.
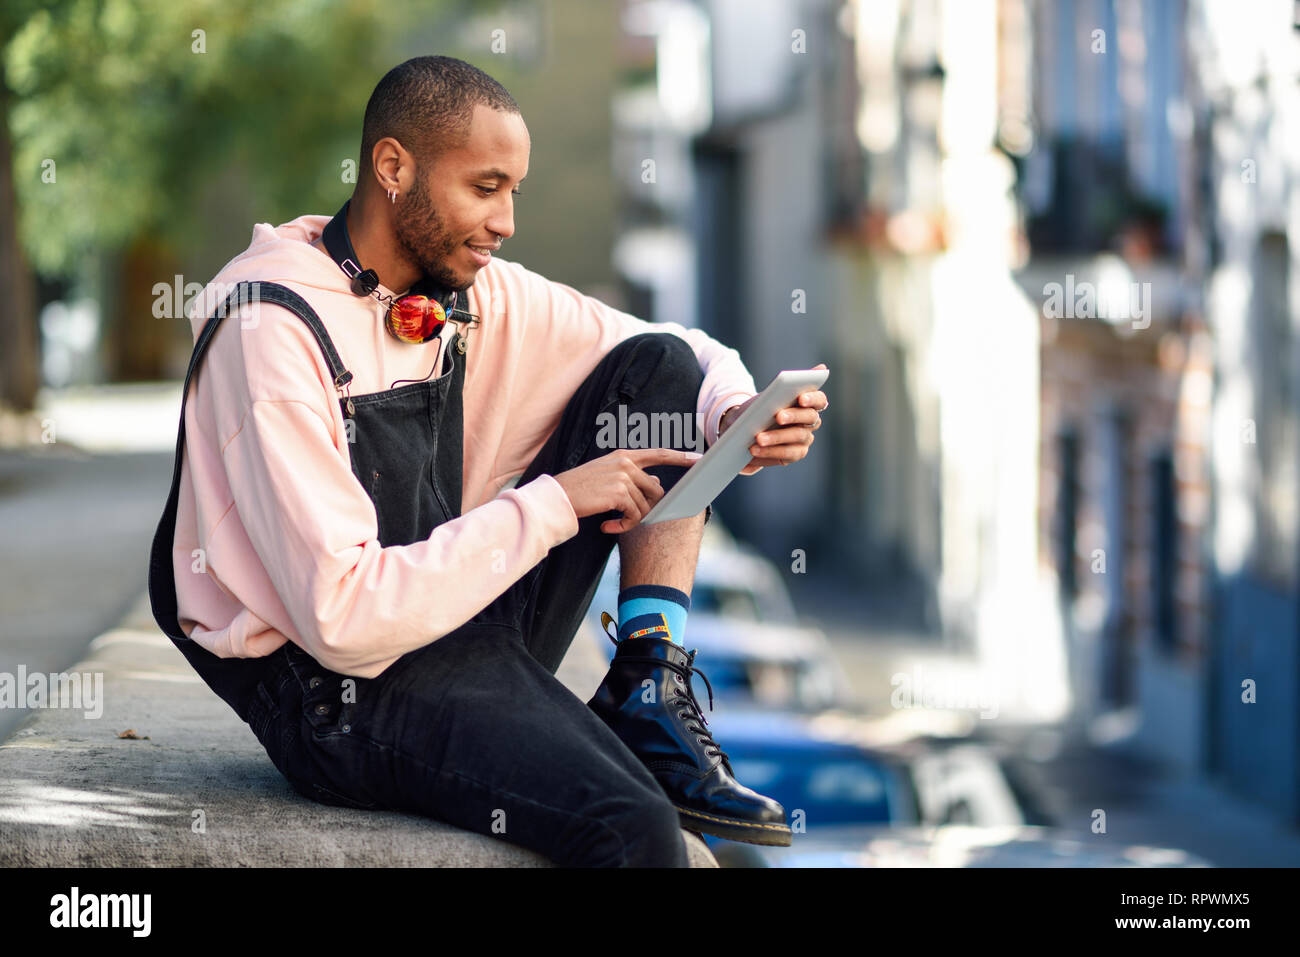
[0,593,716,867]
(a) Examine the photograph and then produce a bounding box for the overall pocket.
[277,646,380,809]
[287,645,368,742]
[301,671,356,739]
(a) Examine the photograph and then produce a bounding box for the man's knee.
[575,790,691,867]
[610,333,703,410]
[621,798,692,867]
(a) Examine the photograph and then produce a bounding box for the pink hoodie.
[171,214,759,678]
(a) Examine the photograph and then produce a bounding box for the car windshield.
[726,752,897,825]
[688,583,764,621]
[693,657,840,711]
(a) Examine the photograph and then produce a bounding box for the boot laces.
[602,616,732,772]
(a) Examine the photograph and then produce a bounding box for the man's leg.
[251,625,691,867]
[617,512,706,594]
[511,332,792,847]
[514,332,710,673]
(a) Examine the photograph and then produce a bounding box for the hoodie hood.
[192,210,460,331]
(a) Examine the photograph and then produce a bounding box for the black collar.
[320,200,459,314]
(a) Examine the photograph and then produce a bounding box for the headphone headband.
[320,200,458,315]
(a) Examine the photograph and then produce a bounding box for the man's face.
[394,103,530,293]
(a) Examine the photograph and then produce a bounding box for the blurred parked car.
[699,706,1024,829]
[693,708,1211,867]
[711,824,1213,867]
[700,707,922,829]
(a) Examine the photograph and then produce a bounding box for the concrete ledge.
[0,595,716,867]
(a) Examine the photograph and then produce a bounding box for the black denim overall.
[148,280,709,866]
[150,282,470,714]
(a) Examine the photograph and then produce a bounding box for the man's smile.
[465,242,498,266]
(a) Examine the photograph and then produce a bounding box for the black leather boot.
[587,611,793,847]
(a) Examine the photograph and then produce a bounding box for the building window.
[1055,429,1080,601]
[1250,232,1295,587]
[1150,449,1178,652]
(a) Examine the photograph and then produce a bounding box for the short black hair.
[359,55,520,170]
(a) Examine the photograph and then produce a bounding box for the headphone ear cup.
[386,295,445,344]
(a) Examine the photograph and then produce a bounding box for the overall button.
[308,677,323,690]
[314,703,330,716]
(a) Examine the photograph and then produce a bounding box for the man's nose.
[486,198,515,241]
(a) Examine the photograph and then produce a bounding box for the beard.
[392,172,473,293]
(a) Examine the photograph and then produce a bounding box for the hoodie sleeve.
[213,309,579,678]
[498,258,760,452]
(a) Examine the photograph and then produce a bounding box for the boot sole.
[674,805,793,847]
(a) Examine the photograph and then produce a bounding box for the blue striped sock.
[617,585,690,646]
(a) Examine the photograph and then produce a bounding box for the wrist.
[719,404,742,434]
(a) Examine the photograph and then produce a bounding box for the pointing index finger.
[627,447,705,467]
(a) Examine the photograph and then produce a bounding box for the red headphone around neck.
[319,199,480,345]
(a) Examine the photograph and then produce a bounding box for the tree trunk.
[0,83,40,411]
[107,235,178,382]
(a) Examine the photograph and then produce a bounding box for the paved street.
[0,444,173,742]
[788,565,1300,867]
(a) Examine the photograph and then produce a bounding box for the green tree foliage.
[6,0,408,274]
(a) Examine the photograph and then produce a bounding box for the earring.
[388,188,397,204]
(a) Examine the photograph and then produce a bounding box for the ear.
[371,136,411,195]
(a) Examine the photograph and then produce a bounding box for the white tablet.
[640,368,829,525]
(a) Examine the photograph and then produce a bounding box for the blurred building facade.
[611,0,1300,828]
[611,0,1062,720]
[1015,0,1213,775]
[1189,0,1300,825]
[1017,0,1300,826]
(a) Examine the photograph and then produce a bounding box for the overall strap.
[188,281,354,395]
[148,280,353,641]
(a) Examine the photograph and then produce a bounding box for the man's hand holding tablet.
[634,364,830,526]
[720,362,829,474]
[553,364,830,532]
